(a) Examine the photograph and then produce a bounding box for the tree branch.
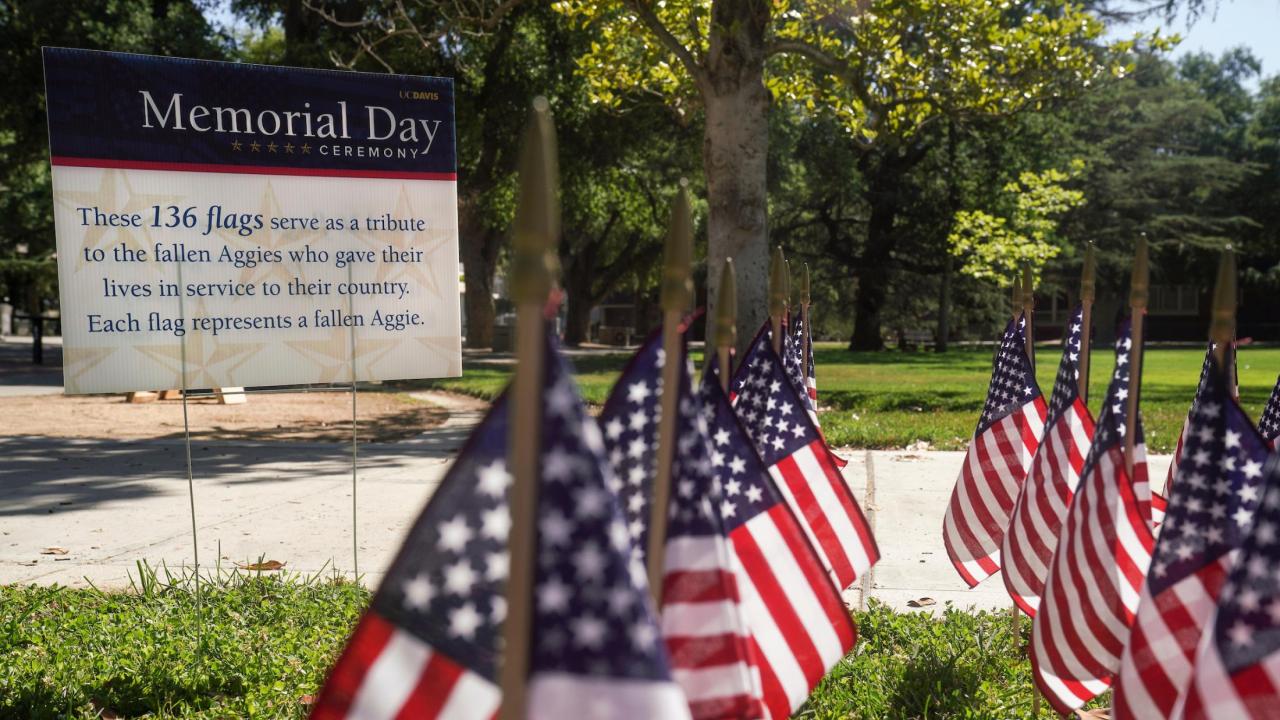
[623,0,707,89]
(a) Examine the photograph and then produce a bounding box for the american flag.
[1113,354,1272,719]
[783,314,819,426]
[598,329,763,719]
[782,314,848,468]
[703,362,857,720]
[731,326,879,592]
[791,308,818,404]
[942,315,1047,587]
[311,335,690,720]
[1029,319,1157,714]
[1176,454,1280,719]
[1002,306,1095,616]
[1163,346,1220,496]
[1260,375,1280,449]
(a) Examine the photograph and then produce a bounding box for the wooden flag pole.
[1011,274,1023,324]
[1124,236,1150,479]
[801,263,811,379]
[1210,246,1237,370]
[1009,273,1024,638]
[1022,264,1036,369]
[1079,243,1096,406]
[715,260,737,392]
[770,247,788,355]
[648,181,694,606]
[499,97,560,720]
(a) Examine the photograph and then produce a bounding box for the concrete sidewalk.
[0,406,1172,611]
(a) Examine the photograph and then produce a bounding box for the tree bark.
[563,286,593,346]
[459,200,498,348]
[849,179,898,351]
[936,252,952,352]
[703,0,771,357]
[561,254,596,346]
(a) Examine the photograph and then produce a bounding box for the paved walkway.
[0,388,1172,612]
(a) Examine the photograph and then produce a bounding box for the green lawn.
[403,343,1280,453]
[0,569,1090,719]
[0,565,365,719]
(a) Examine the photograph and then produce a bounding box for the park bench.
[899,328,936,351]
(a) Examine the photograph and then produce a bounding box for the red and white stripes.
[1002,396,1094,615]
[769,439,878,590]
[730,505,856,720]
[661,535,763,720]
[310,614,501,720]
[943,399,1048,587]
[1030,446,1155,713]
[1113,555,1232,719]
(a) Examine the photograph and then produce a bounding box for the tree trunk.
[562,267,594,347]
[849,190,897,351]
[459,202,498,349]
[563,299,592,346]
[936,253,953,352]
[703,0,770,357]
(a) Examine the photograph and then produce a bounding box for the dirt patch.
[0,391,447,443]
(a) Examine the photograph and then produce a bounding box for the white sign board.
[43,48,461,394]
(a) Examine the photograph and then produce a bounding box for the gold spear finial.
[661,179,694,313]
[715,259,737,353]
[714,259,738,389]
[1130,234,1149,312]
[1210,245,1237,365]
[1011,274,1023,322]
[510,96,559,305]
[1123,234,1150,479]
[770,247,788,321]
[1022,264,1035,314]
[1081,242,1097,305]
[500,96,560,720]
[770,247,788,353]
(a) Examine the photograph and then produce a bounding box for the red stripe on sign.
[395,651,464,720]
[50,155,458,181]
[309,613,396,720]
[775,453,856,587]
[662,569,741,605]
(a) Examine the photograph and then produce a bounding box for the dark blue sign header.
[43,47,456,179]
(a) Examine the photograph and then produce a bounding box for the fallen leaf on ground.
[907,597,937,608]
[40,547,68,555]
[298,695,315,706]
[1075,710,1110,719]
[237,560,286,571]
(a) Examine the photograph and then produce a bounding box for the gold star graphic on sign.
[250,141,261,152]
[353,184,446,303]
[55,169,184,272]
[217,180,320,289]
[286,326,397,384]
[415,335,462,377]
[231,140,242,151]
[134,302,267,389]
[63,346,120,393]
[283,143,294,154]
[300,143,311,154]
[267,142,278,153]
